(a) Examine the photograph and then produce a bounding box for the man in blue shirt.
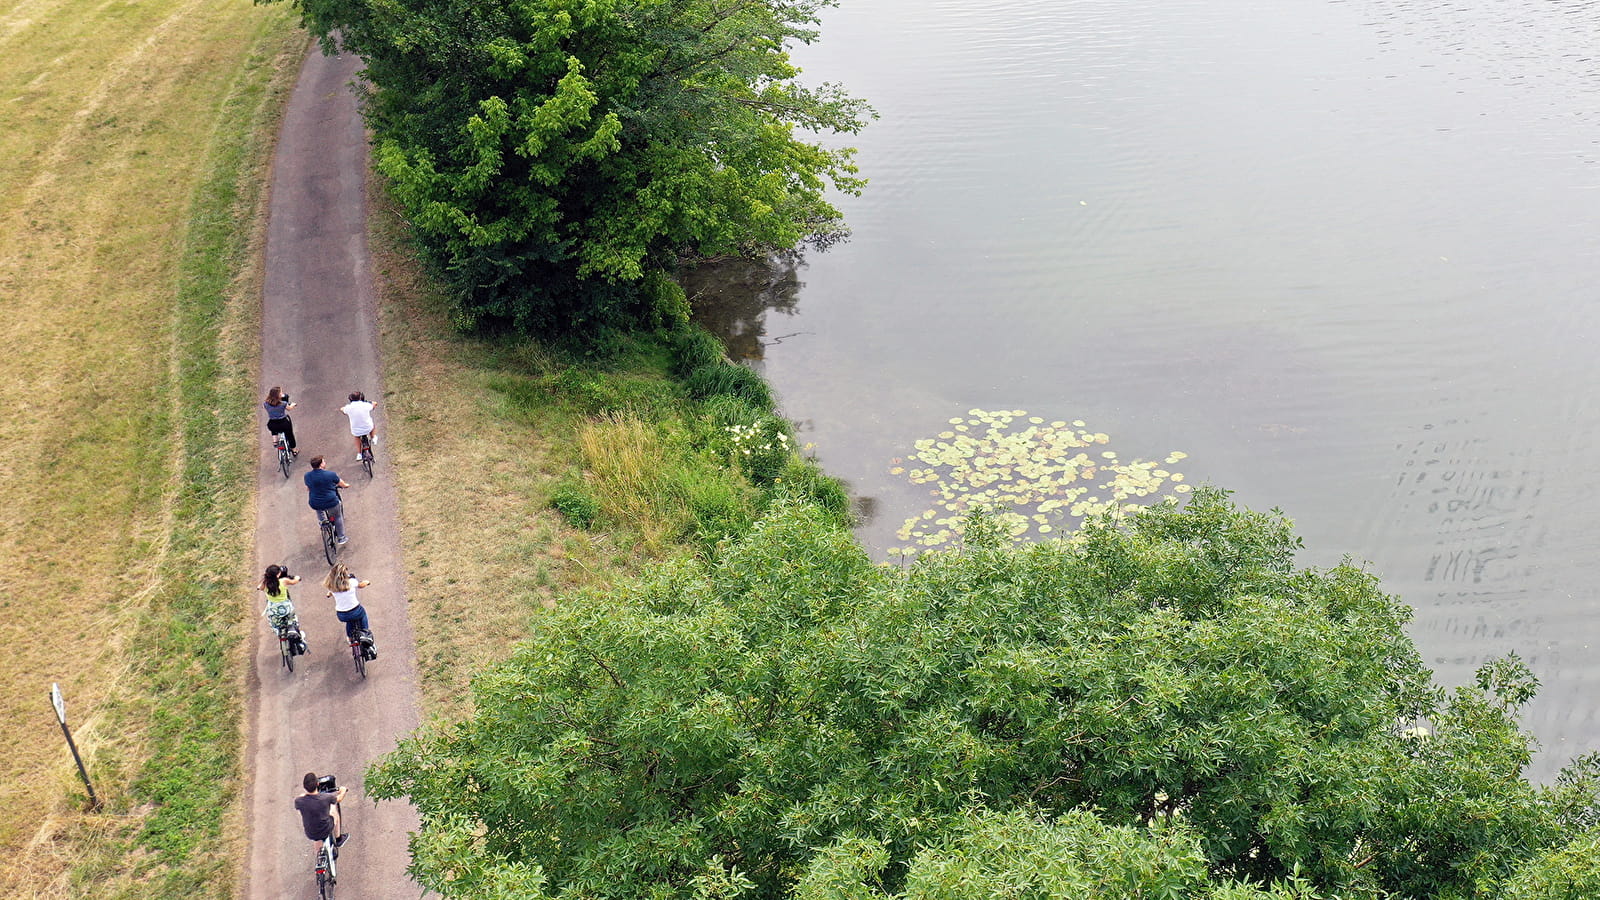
[304,455,351,544]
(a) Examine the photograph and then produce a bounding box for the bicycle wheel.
[352,642,366,679]
[322,521,338,565]
[278,445,293,478]
[281,636,294,673]
[316,849,337,900]
[360,438,373,477]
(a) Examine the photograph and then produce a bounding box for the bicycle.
[318,507,341,565]
[310,774,343,898]
[348,628,375,679]
[357,433,374,478]
[273,431,294,478]
[275,621,304,673]
[315,831,338,898]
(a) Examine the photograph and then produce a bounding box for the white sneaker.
[355,454,364,462]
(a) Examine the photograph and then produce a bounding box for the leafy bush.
[775,457,850,524]
[724,417,791,485]
[548,481,600,530]
[373,490,1590,899]
[673,468,756,552]
[642,271,690,330]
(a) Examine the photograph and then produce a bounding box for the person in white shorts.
[340,390,376,461]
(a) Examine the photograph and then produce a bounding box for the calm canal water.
[687,0,1600,777]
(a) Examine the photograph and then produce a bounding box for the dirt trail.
[242,45,425,899]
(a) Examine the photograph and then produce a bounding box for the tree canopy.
[291,0,871,335]
[369,490,1600,898]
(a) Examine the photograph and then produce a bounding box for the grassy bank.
[372,199,849,720]
[0,0,303,893]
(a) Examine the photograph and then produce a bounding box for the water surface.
[688,0,1600,777]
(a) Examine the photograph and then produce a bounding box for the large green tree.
[292,0,870,334]
[369,491,1595,898]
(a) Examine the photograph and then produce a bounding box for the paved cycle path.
[242,45,425,899]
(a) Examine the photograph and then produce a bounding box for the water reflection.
[680,254,806,364]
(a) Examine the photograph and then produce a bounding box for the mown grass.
[372,197,848,720]
[0,0,302,893]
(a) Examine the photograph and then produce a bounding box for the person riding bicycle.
[304,456,351,545]
[263,386,298,454]
[340,391,376,462]
[326,562,376,659]
[295,772,348,851]
[259,564,306,655]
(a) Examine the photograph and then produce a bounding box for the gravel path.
[242,44,425,899]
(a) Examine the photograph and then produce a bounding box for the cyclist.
[263,387,298,454]
[304,456,351,545]
[340,391,376,462]
[294,772,348,851]
[258,564,306,654]
[326,562,376,659]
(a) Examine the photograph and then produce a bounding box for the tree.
[368,490,1593,898]
[290,0,871,335]
[793,810,1317,900]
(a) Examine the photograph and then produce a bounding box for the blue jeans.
[336,605,369,641]
[315,503,346,541]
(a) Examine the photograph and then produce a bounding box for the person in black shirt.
[294,772,349,849]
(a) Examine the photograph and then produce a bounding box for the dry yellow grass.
[371,200,660,720]
[0,0,301,892]
[575,414,699,551]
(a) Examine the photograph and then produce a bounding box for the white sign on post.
[51,682,66,725]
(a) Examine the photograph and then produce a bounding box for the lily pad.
[890,410,1194,552]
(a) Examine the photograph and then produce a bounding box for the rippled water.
[686,0,1600,776]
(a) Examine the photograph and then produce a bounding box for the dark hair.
[266,386,285,406]
[348,391,364,402]
[303,772,319,793]
[263,564,288,595]
[309,455,324,469]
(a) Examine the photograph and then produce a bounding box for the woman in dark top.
[263,386,298,453]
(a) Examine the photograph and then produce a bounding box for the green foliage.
[548,480,600,529]
[685,362,774,408]
[290,0,871,336]
[774,456,850,523]
[673,466,757,550]
[370,489,1593,899]
[669,326,732,379]
[1547,752,1600,834]
[797,810,1211,900]
[723,416,792,484]
[1501,827,1600,900]
[643,270,692,330]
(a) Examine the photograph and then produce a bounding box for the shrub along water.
[370,191,848,720]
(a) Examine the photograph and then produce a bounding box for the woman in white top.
[324,562,373,644]
[340,390,376,461]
